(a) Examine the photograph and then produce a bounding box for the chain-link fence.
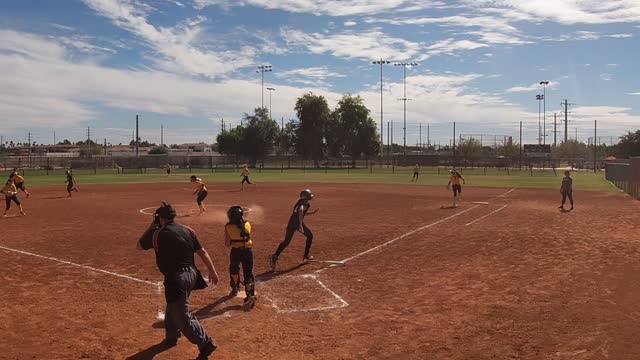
[605,158,640,199]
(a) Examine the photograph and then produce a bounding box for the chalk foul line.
[0,245,161,287]
[335,205,480,265]
[465,205,508,226]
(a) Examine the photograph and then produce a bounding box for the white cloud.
[81,0,257,78]
[426,38,488,55]
[281,28,423,61]
[506,81,557,93]
[50,23,76,31]
[277,66,346,87]
[600,73,612,81]
[344,21,358,27]
[192,0,442,16]
[627,92,640,95]
[467,0,640,25]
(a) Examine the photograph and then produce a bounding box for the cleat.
[243,296,256,311]
[269,254,277,272]
[197,341,217,360]
[230,289,238,297]
[303,255,315,263]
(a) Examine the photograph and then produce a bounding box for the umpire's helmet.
[227,205,244,221]
[300,189,313,200]
[155,202,177,220]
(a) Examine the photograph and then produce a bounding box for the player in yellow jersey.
[224,206,255,310]
[240,164,255,191]
[1,179,26,217]
[10,173,30,198]
[446,169,465,207]
[190,175,208,215]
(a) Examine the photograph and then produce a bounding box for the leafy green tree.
[242,107,279,163]
[295,92,331,166]
[552,140,589,161]
[148,146,168,154]
[276,120,298,156]
[457,138,483,162]
[612,130,640,158]
[216,126,245,157]
[330,94,380,161]
[57,139,72,145]
[129,139,156,147]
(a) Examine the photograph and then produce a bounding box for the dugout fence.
[605,158,640,199]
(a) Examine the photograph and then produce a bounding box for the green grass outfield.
[0,166,614,191]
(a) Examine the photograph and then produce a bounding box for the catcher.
[1,179,26,217]
[224,206,256,310]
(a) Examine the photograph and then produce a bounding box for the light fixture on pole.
[256,65,272,109]
[373,59,391,158]
[536,94,544,145]
[266,87,276,120]
[539,81,549,145]
[394,62,419,155]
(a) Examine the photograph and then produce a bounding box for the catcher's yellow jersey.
[2,183,17,194]
[225,222,253,248]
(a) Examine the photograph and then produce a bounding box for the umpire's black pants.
[163,267,213,347]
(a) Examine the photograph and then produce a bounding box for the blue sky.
[0,0,638,147]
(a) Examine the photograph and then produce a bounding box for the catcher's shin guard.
[244,281,255,298]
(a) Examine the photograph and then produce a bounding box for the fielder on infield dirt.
[447,169,465,207]
[270,189,319,271]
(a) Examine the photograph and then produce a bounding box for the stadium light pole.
[536,94,544,145]
[266,87,276,120]
[256,65,272,109]
[373,59,391,159]
[395,62,419,155]
[540,81,549,145]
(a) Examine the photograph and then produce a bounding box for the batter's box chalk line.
[259,273,349,313]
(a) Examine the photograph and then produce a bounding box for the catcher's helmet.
[227,205,244,221]
[300,189,313,200]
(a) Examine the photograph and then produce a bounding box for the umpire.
[137,202,219,359]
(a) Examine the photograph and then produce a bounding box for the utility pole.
[391,120,394,156]
[373,59,391,159]
[553,113,557,147]
[395,62,419,155]
[593,120,597,173]
[540,81,549,145]
[87,126,91,143]
[519,121,522,169]
[427,123,430,150]
[104,138,107,154]
[135,115,139,158]
[53,130,56,145]
[161,124,164,147]
[563,99,569,144]
[221,118,225,133]
[419,123,422,153]
[452,121,456,161]
[387,121,390,157]
[256,65,272,109]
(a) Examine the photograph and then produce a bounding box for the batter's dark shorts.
[197,190,208,205]
[15,182,25,191]
[166,169,171,175]
[452,184,462,196]
[5,195,20,210]
[67,183,74,192]
[241,176,251,184]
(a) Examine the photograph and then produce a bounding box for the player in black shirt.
[270,189,319,271]
[65,170,78,197]
[138,203,220,359]
[559,170,574,210]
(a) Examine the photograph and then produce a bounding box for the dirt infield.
[1,181,639,359]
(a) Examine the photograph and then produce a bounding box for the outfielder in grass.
[190,175,208,215]
[65,170,79,197]
[1,179,26,217]
[224,206,256,311]
[270,189,319,271]
[558,170,574,211]
[411,164,420,182]
[447,169,465,207]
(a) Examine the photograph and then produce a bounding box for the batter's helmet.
[300,189,313,200]
[227,205,244,221]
